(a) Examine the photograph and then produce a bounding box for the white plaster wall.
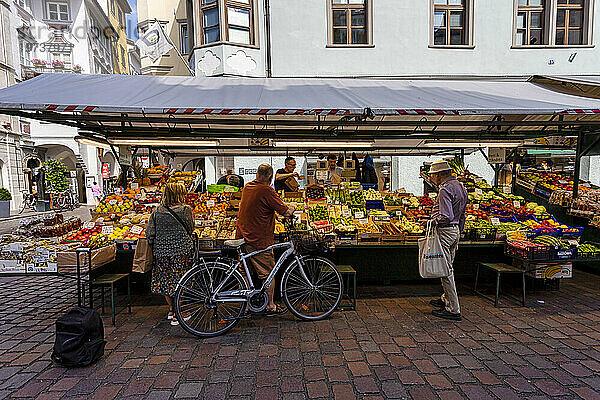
[589,156,600,186]
[270,0,600,77]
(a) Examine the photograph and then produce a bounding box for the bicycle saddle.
[223,239,245,248]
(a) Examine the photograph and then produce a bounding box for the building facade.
[136,0,191,75]
[10,0,119,206]
[99,0,131,74]
[188,0,600,78]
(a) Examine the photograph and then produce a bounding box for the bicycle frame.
[209,241,312,303]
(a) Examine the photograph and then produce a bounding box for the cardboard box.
[57,244,117,273]
[528,262,572,279]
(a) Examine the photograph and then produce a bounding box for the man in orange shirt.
[236,164,295,313]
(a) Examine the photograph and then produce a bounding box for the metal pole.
[573,130,585,199]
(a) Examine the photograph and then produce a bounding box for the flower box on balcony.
[31,59,45,67]
[52,61,65,69]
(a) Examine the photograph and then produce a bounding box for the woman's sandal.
[167,312,174,320]
[264,304,287,316]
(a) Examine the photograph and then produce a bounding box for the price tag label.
[130,225,143,235]
[109,199,117,205]
[359,218,369,224]
[475,188,483,196]
[513,200,521,208]
[342,208,352,218]
[135,193,142,199]
[429,192,437,199]
[503,186,511,194]
[473,204,479,210]
[315,170,328,181]
[559,180,568,185]
[354,211,365,219]
[83,221,95,229]
[96,217,104,223]
[131,183,139,190]
[206,199,216,208]
[490,217,501,226]
[101,225,113,235]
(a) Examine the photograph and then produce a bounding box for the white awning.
[1,73,599,116]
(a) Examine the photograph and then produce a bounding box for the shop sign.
[488,148,507,164]
[102,163,110,179]
[118,146,133,166]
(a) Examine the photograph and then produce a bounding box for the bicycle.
[173,223,343,337]
[53,191,75,211]
[19,191,37,214]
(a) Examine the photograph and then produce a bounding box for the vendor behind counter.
[275,156,304,192]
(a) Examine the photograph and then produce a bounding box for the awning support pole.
[573,130,585,200]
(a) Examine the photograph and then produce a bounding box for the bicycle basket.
[285,229,334,254]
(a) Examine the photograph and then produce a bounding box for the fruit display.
[384,195,402,206]
[364,189,382,200]
[578,243,600,257]
[495,222,525,235]
[348,190,365,205]
[62,226,102,244]
[169,170,199,187]
[401,196,420,209]
[306,185,325,200]
[308,205,328,221]
[217,218,237,240]
[147,165,169,176]
[32,217,82,238]
[394,217,424,234]
[419,195,434,207]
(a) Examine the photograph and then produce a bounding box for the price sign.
[490,217,501,226]
[513,200,521,208]
[206,199,216,208]
[354,211,365,219]
[130,225,143,235]
[503,186,511,194]
[101,225,113,235]
[109,199,117,205]
[359,218,369,225]
[342,208,352,218]
[83,221,95,229]
[473,203,479,210]
[475,188,483,196]
[131,183,139,190]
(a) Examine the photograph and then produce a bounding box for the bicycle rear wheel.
[282,256,342,321]
[174,261,248,337]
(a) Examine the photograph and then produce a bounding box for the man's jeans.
[438,226,461,314]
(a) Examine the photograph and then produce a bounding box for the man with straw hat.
[427,160,468,321]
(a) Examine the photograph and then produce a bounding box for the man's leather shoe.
[429,298,445,308]
[432,308,461,321]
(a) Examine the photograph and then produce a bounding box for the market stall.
[1,74,600,286]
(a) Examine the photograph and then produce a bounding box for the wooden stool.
[336,265,357,311]
[474,263,525,307]
[92,273,131,325]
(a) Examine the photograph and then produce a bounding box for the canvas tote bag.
[418,221,450,279]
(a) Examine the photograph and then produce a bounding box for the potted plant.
[73,64,82,73]
[52,60,65,69]
[0,188,11,218]
[31,59,45,67]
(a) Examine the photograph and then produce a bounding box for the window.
[513,0,592,46]
[226,1,253,45]
[110,0,115,15]
[198,0,257,46]
[50,52,71,68]
[19,39,32,66]
[121,46,126,66]
[556,0,584,45]
[516,0,545,45]
[200,1,220,44]
[16,0,32,9]
[47,1,69,21]
[432,0,469,46]
[118,9,124,28]
[329,0,368,45]
[180,23,189,54]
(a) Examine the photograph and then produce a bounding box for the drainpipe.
[264,0,272,77]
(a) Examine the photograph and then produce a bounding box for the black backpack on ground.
[51,307,106,367]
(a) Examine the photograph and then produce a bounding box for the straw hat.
[429,160,452,174]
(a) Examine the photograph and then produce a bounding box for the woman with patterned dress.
[145,182,194,326]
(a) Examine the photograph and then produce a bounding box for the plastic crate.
[361,183,378,191]
[489,207,513,217]
[505,241,554,261]
[470,227,497,241]
[365,199,385,211]
[535,215,584,238]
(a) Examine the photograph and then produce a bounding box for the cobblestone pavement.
[0,271,599,399]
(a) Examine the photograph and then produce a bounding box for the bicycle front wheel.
[282,256,343,321]
[174,261,248,337]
